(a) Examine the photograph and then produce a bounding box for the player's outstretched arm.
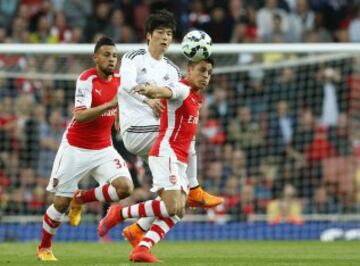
[133,84,173,99]
[74,95,117,123]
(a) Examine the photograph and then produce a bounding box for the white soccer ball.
[181,30,212,61]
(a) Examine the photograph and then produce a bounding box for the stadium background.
[1,0,360,243]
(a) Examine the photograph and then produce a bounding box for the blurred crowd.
[2,56,360,223]
[1,0,360,44]
[2,0,360,223]
[198,59,360,223]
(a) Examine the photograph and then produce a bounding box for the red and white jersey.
[65,68,120,149]
[149,79,202,163]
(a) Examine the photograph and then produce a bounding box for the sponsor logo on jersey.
[169,175,177,184]
[187,115,199,124]
[76,88,85,97]
[141,67,147,74]
[163,74,169,81]
[101,108,117,117]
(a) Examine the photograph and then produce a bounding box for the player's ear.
[92,53,98,64]
[146,32,151,43]
[187,64,193,76]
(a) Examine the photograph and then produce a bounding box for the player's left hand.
[133,84,149,96]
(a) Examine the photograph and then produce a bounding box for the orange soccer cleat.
[187,186,224,209]
[68,190,83,227]
[37,247,58,261]
[98,204,123,237]
[122,223,145,247]
[129,246,162,263]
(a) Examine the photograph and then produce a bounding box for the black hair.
[144,9,176,35]
[188,57,215,67]
[94,36,115,53]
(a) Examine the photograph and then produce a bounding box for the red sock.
[77,189,97,203]
[39,229,54,249]
[121,200,169,219]
[139,216,180,249]
[77,184,119,203]
[39,207,61,249]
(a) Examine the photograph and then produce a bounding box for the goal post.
[1,43,360,242]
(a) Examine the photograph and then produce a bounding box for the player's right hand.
[108,95,118,108]
[145,98,164,118]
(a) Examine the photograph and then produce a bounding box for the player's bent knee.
[118,182,134,198]
[166,205,178,216]
[175,196,186,218]
[112,178,134,198]
[163,199,182,216]
[176,207,185,218]
[53,196,72,213]
[162,200,177,216]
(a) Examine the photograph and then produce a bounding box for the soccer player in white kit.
[36,37,134,261]
[117,9,223,249]
[98,57,215,263]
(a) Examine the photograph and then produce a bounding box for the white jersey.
[118,48,181,134]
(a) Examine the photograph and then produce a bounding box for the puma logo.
[52,178,59,188]
[94,88,101,96]
[169,175,177,184]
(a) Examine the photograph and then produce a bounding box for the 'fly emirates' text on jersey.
[66,68,119,149]
[149,80,202,163]
[118,48,181,134]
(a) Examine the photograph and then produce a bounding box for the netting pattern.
[1,51,360,230]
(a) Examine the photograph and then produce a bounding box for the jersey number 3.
[114,159,126,169]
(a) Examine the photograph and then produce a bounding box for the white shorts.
[122,130,158,159]
[148,156,189,194]
[46,141,131,197]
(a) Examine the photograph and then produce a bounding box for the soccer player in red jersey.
[98,57,214,263]
[36,36,134,261]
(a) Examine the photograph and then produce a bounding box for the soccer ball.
[181,30,212,61]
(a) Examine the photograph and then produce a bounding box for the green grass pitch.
[1,241,360,265]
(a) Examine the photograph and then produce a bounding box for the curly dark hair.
[94,36,115,53]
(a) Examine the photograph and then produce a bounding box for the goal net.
[1,43,360,242]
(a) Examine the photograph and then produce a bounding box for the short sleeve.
[119,51,146,102]
[74,77,92,110]
[168,81,190,101]
[119,54,138,93]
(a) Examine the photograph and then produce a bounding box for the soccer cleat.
[68,190,83,227]
[122,223,145,247]
[98,204,123,237]
[187,186,224,209]
[37,247,58,261]
[129,246,162,263]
